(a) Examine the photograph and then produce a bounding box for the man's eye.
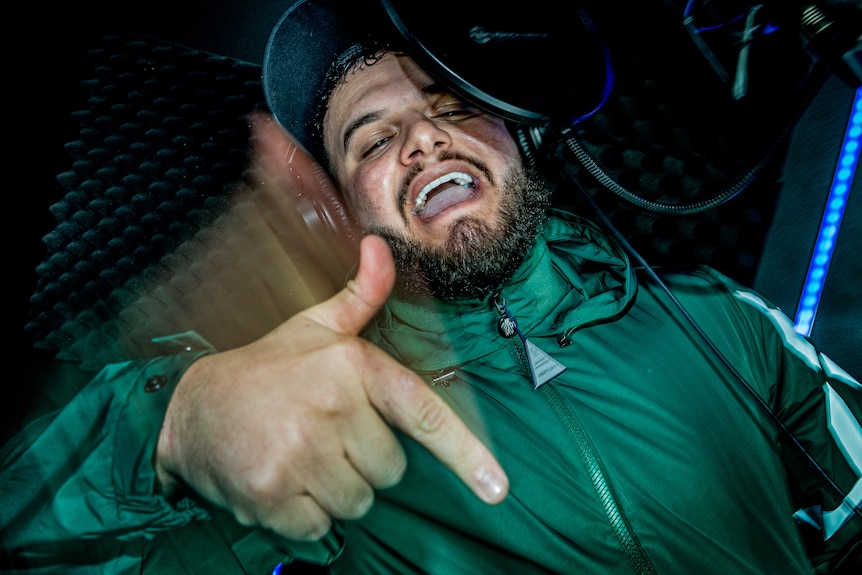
[435,103,480,120]
[362,136,392,158]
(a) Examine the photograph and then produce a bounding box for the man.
[2,0,860,573]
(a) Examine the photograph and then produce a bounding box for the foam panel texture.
[25,30,265,366]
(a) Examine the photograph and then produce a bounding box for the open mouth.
[411,171,476,220]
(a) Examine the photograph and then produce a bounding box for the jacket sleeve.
[0,332,214,571]
[1,331,344,574]
[726,281,862,573]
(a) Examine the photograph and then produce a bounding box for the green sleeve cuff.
[112,333,215,531]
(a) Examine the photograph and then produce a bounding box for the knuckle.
[377,448,408,488]
[309,386,354,416]
[274,513,331,541]
[338,487,375,520]
[233,507,256,527]
[345,337,392,374]
[263,496,333,542]
[292,516,333,541]
[240,466,285,506]
[375,373,452,441]
[331,335,368,361]
[411,393,449,437]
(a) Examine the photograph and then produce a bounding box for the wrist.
[152,354,205,497]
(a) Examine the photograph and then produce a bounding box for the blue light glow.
[794,87,861,335]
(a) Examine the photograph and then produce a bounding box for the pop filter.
[378,0,613,127]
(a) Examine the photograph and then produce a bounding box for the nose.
[399,113,452,164]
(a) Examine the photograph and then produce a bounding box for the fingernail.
[474,468,507,503]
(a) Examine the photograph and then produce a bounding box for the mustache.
[397,150,495,222]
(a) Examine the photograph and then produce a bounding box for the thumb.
[303,235,395,335]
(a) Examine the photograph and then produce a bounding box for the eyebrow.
[342,112,382,155]
[340,81,451,155]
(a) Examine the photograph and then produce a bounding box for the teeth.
[413,172,474,213]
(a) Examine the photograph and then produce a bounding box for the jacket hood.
[365,209,635,371]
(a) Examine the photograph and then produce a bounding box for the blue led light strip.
[794,86,862,336]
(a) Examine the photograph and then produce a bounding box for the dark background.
[12,1,860,428]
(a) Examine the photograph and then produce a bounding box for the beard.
[370,162,551,301]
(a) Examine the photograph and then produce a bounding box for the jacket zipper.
[503,328,656,574]
[540,381,658,575]
[495,292,657,572]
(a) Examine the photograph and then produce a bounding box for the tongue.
[418,183,475,220]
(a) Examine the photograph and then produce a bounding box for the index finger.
[366,371,509,504]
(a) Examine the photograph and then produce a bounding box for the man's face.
[323,53,549,299]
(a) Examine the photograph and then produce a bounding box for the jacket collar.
[365,209,635,371]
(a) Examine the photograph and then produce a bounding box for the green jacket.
[3,210,860,573]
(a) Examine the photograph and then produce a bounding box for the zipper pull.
[432,370,457,388]
[494,295,518,339]
[492,294,566,389]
